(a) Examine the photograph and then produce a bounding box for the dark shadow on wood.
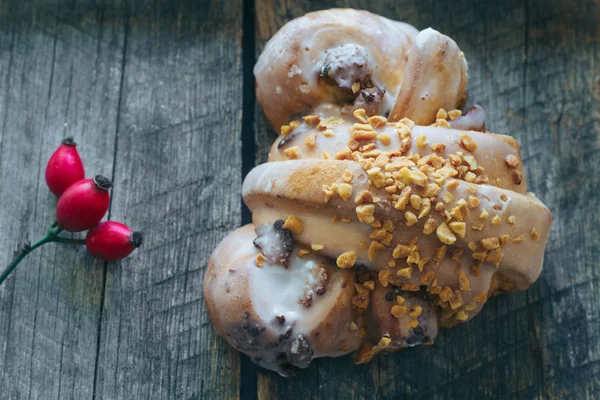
[241,0,259,399]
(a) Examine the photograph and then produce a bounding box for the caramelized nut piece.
[337,251,357,268]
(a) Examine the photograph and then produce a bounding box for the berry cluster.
[0,138,143,285]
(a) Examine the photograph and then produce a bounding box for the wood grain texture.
[253,0,600,399]
[93,1,243,399]
[0,1,124,399]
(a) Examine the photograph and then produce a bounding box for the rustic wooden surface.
[0,0,597,399]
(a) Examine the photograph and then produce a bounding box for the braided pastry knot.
[204,9,551,377]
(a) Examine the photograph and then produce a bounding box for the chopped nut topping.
[363,280,375,291]
[323,151,331,159]
[341,217,352,223]
[423,218,438,235]
[370,229,387,241]
[431,143,447,153]
[439,287,453,302]
[446,179,459,190]
[352,130,377,140]
[458,271,470,291]
[465,172,476,183]
[334,146,353,160]
[491,215,501,226]
[531,228,539,241]
[379,133,391,146]
[479,209,489,219]
[410,194,422,210]
[436,118,451,128]
[406,251,420,266]
[352,292,369,309]
[442,192,454,204]
[283,215,303,234]
[323,129,335,137]
[512,234,525,243]
[437,222,457,244]
[311,244,324,251]
[472,221,484,231]
[407,319,419,329]
[338,183,353,200]
[377,335,392,348]
[505,155,519,168]
[353,109,368,124]
[508,215,516,225]
[409,305,423,318]
[368,167,386,187]
[449,292,464,310]
[350,321,358,331]
[382,220,394,232]
[356,204,376,224]
[481,237,499,250]
[396,267,413,278]
[449,221,466,238]
[354,190,373,205]
[284,146,300,159]
[297,249,310,256]
[410,170,428,186]
[322,184,336,203]
[486,248,502,264]
[420,270,435,284]
[468,242,477,251]
[391,305,407,318]
[393,244,415,259]
[474,292,488,303]
[368,115,387,128]
[396,295,405,305]
[501,235,510,246]
[448,109,462,120]
[337,251,357,268]
[342,170,353,183]
[460,134,478,152]
[467,196,480,209]
[418,198,431,219]
[422,183,441,197]
[416,135,429,148]
[394,186,412,210]
[405,211,418,227]
[465,302,477,311]
[455,310,469,321]
[378,270,391,287]
[304,132,317,148]
[433,245,447,265]
[368,241,385,261]
[255,253,266,268]
[472,250,487,261]
[303,115,320,125]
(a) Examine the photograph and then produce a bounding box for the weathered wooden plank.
[94,1,243,399]
[0,0,124,399]
[253,0,600,399]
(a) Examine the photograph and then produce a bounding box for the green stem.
[0,223,81,286]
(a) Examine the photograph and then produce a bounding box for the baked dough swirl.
[204,9,552,376]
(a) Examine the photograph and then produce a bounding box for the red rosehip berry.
[45,137,85,196]
[56,175,112,232]
[86,221,143,261]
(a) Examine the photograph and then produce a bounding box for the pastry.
[204,9,552,376]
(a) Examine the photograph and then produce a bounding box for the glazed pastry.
[254,9,468,130]
[204,9,552,375]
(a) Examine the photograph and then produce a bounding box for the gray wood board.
[93,0,243,399]
[253,0,600,399]
[0,1,124,399]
